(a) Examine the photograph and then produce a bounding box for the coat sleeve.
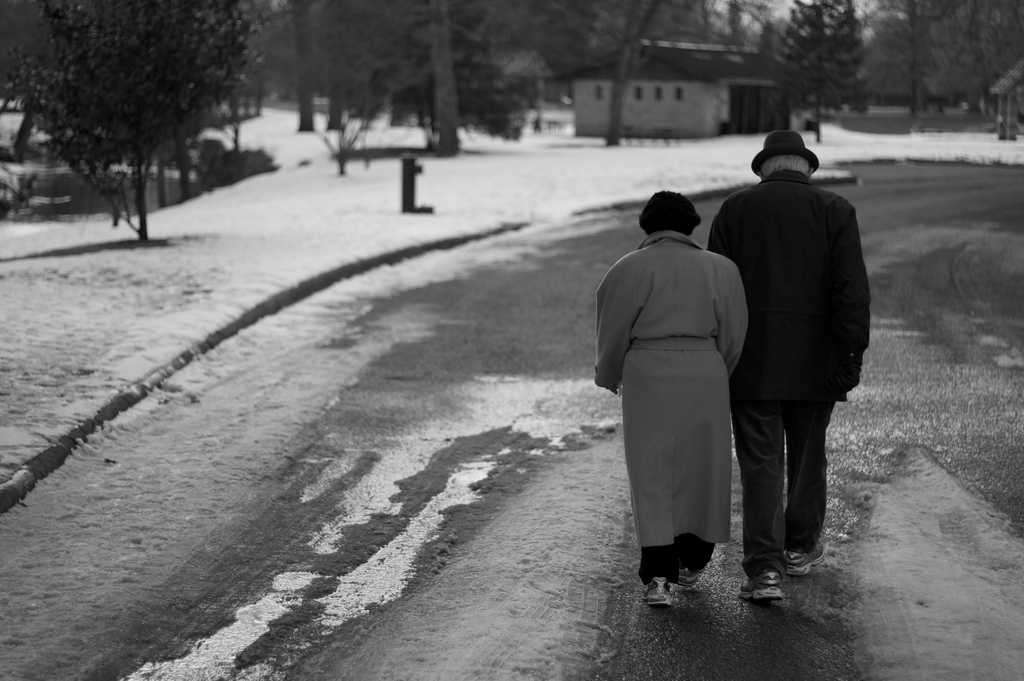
[828,201,871,356]
[707,206,731,259]
[714,260,748,377]
[595,258,637,391]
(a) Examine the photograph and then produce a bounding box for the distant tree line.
[862,0,1023,114]
[1,0,1021,237]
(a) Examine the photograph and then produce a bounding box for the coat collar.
[759,169,811,185]
[637,230,704,251]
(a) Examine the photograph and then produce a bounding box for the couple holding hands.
[595,130,871,606]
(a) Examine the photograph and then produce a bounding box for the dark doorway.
[729,85,778,134]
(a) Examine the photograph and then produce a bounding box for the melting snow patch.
[547,435,568,450]
[307,437,443,555]
[995,350,1024,368]
[299,451,360,504]
[124,572,317,681]
[977,335,1010,348]
[475,374,522,383]
[318,460,493,625]
[872,327,926,338]
[121,459,491,680]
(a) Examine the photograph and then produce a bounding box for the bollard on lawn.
[401,155,434,214]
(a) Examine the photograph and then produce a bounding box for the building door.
[729,85,765,134]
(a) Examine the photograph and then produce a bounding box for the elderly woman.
[595,191,748,607]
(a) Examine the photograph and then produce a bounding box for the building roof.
[494,49,554,79]
[990,57,1024,95]
[572,40,779,85]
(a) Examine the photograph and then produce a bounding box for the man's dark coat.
[708,170,871,401]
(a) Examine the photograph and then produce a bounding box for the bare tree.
[606,0,671,146]
[429,0,461,156]
[928,0,1024,110]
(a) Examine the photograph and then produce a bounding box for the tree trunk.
[328,91,343,131]
[417,92,435,151]
[908,0,919,116]
[134,169,149,241]
[229,92,242,151]
[429,0,460,157]
[13,99,36,162]
[607,49,635,146]
[174,125,192,202]
[156,151,167,209]
[606,0,667,147]
[293,0,315,132]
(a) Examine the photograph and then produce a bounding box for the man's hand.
[827,353,862,393]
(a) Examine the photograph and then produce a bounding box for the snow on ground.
[1,108,1023,483]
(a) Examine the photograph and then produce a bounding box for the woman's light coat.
[596,230,748,545]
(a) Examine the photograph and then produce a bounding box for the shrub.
[195,138,278,193]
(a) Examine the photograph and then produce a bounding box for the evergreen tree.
[19,0,251,239]
[784,0,864,141]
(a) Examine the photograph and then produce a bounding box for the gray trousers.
[731,400,835,579]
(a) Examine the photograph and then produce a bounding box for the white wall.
[573,79,729,138]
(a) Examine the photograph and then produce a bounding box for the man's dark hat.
[751,130,819,174]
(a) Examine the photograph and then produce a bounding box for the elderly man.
[707,130,871,602]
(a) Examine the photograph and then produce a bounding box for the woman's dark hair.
[638,190,701,235]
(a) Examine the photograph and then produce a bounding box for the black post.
[401,155,421,213]
[401,155,434,213]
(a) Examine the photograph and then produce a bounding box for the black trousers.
[638,533,715,584]
[731,400,834,579]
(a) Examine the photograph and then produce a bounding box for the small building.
[572,40,785,139]
[990,57,1024,141]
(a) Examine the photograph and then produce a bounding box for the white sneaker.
[678,566,704,587]
[739,569,783,602]
[786,542,826,576]
[643,576,672,607]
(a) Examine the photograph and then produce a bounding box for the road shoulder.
[852,446,1024,680]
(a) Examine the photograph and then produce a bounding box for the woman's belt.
[630,337,716,351]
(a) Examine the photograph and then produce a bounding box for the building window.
[595,84,603,100]
[655,86,663,101]
[635,85,643,100]
[675,86,684,101]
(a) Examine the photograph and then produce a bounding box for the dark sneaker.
[738,570,783,602]
[643,576,672,607]
[678,566,704,587]
[786,542,826,576]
